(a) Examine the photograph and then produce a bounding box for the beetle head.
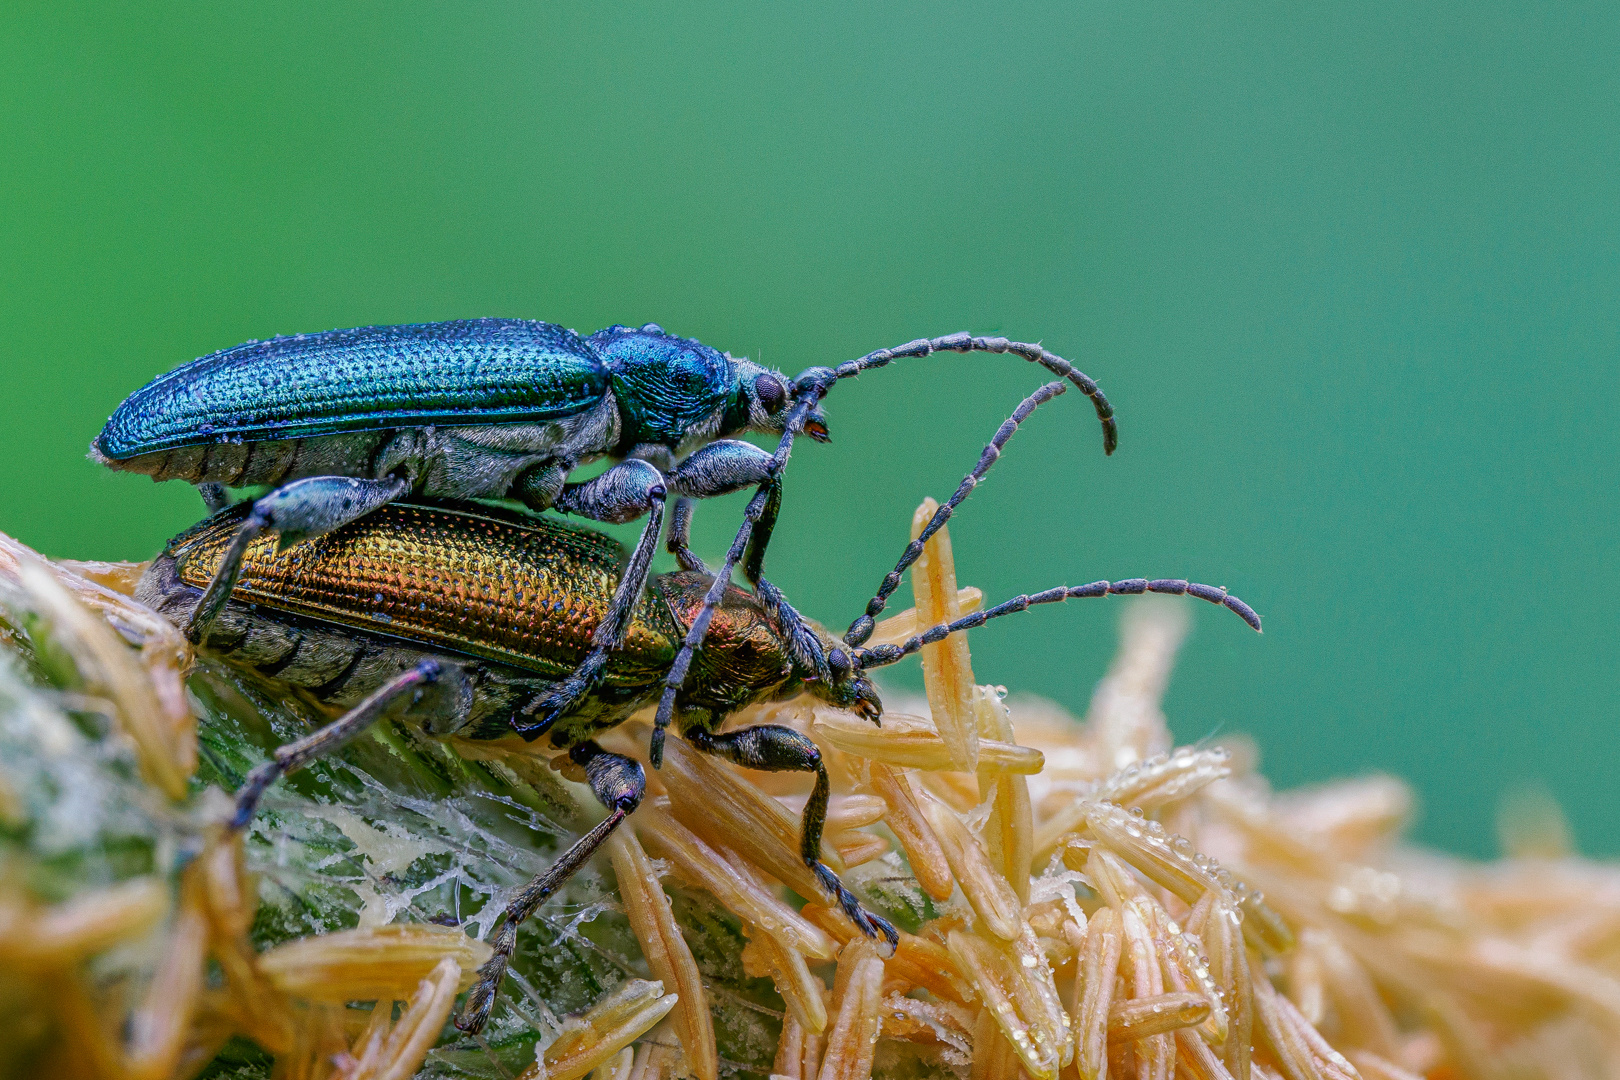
[799,630,884,724]
[727,358,810,439]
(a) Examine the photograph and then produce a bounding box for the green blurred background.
[2,2,1615,857]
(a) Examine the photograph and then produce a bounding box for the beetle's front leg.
[662,438,772,573]
[520,461,669,735]
[738,477,831,685]
[456,741,644,1035]
[685,725,898,950]
[186,474,411,644]
[665,441,829,679]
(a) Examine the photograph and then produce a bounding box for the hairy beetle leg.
[227,659,442,831]
[523,462,670,734]
[650,402,821,767]
[546,440,790,742]
[739,472,830,683]
[186,473,410,644]
[197,482,231,514]
[665,497,707,573]
[666,439,784,578]
[456,742,645,1035]
[686,725,898,953]
[686,447,830,684]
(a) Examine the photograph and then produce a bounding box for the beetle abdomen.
[96,319,609,460]
[98,430,391,486]
[164,500,680,684]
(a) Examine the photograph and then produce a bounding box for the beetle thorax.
[591,327,738,452]
[655,572,797,712]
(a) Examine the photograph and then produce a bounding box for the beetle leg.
[185,474,410,645]
[668,438,773,499]
[227,659,443,831]
[661,438,779,573]
[649,394,819,768]
[685,725,898,952]
[554,457,667,526]
[197,482,231,514]
[739,476,831,684]
[519,462,668,736]
[457,741,644,1035]
[665,440,830,680]
[665,497,707,573]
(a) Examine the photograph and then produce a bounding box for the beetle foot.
[812,861,899,954]
[454,952,508,1034]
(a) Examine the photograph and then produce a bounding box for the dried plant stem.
[818,938,886,1080]
[911,497,979,773]
[867,762,954,902]
[520,979,679,1080]
[608,829,717,1080]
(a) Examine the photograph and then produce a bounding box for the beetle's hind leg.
[186,473,411,645]
[660,438,792,575]
[685,725,898,951]
[457,741,644,1035]
[227,658,444,830]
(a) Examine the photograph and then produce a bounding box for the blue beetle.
[93,318,1117,726]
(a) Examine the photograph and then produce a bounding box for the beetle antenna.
[843,381,1066,648]
[799,332,1117,456]
[854,578,1262,671]
[649,389,818,767]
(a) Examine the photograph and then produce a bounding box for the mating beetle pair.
[97,317,1254,1035]
[92,318,1118,740]
[94,317,1250,1036]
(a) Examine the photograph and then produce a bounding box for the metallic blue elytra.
[98,319,610,459]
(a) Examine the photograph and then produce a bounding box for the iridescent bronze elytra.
[135,383,1260,1036]
[145,499,856,748]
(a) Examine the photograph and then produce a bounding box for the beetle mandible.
[92,319,1118,734]
[132,383,1248,1036]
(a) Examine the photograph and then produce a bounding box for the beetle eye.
[754,374,787,414]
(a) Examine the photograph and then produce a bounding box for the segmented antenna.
[818,332,1117,456]
[855,578,1262,671]
[844,380,1066,648]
